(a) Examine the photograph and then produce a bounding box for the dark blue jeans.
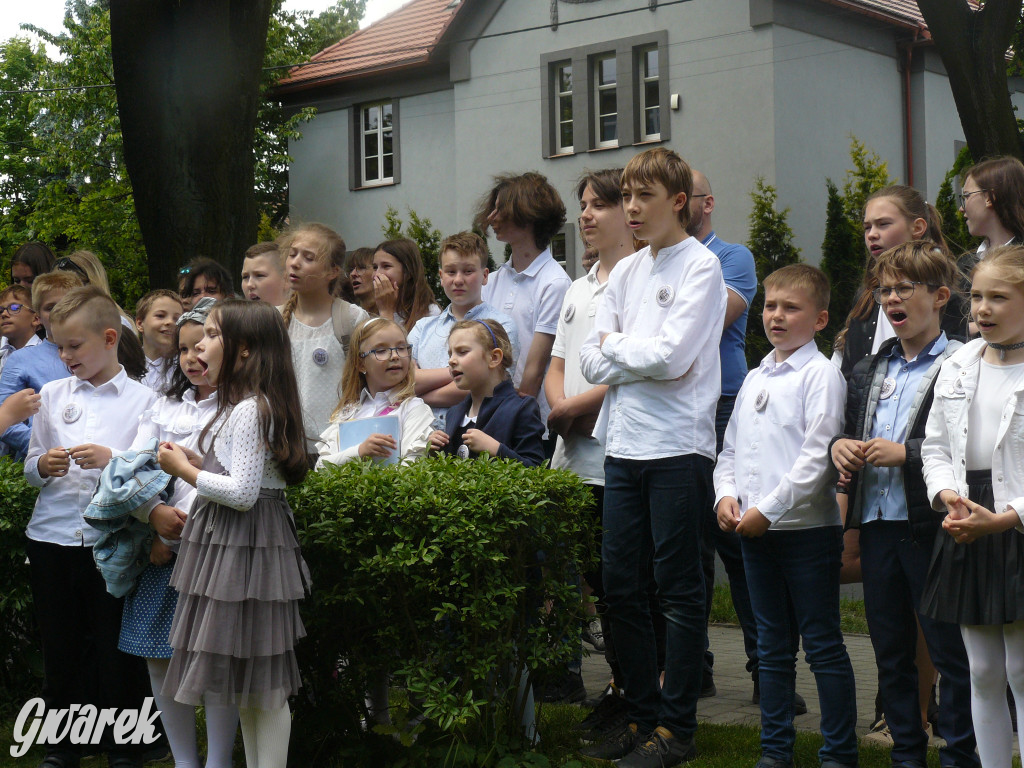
[742,526,858,766]
[703,395,758,680]
[602,453,711,737]
[859,522,978,768]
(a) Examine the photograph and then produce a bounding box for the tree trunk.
[109,0,274,291]
[916,0,1023,161]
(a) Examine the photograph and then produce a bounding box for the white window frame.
[554,62,574,154]
[638,46,661,142]
[593,54,618,149]
[360,101,394,187]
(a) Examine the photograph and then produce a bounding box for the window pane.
[645,81,659,110]
[599,89,617,116]
[560,122,573,149]
[559,65,572,92]
[364,105,378,132]
[364,132,378,157]
[383,153,393,180]
[382,103,392,128]
[560,96,573,123]
[645,49,658,78]
[600,114,616,143]
[645,107,660,137]
[382,133,393,155]
[365,158,377,182]
[599,57,616,86]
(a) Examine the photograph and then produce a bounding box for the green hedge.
[288,455,596,764]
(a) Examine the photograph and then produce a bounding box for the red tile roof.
[276,0,463,92]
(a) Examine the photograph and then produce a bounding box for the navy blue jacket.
[443,379,545,467]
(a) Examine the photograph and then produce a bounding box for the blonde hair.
[278,223,346,326]
[973,244,1024,290]
[763,263,830,311]
[330,317,416,421]
[66,250,111,295]
[50,285,122,338]
[449,319,514,374]
[31,271,84,313]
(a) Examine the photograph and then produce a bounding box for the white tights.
[238,703,291,768]
[147,658,239,768]
[960,622,1024,768]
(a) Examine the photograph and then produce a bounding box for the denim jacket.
[83,438,174,597]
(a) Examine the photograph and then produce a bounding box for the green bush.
[288,455,596,765]
[0,458,41,716]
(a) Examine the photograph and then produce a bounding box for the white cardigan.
[922,338,1024,530]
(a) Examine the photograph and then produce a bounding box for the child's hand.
[938,489,970,521]
[176,445,203,469]
[717,497,741,532]
[547,398,574,439]
[428,429,449,451]
[462,428,500,456]
[863,437,906,467]
[942,496,1013,544]
[372,273,399,317]
[831,438,865,479]
[0,388,40,425]
[570,412,599,437]
[158,442,192,477]
[68,443,112,471]
[39,446,70,478]
[358,433,397,459]
[736,506,771,538]
[149,537,173,566]
[149,503,188,540]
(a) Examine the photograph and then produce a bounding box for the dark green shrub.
[819,179,863,353]
[0,458,41,716]
[288,455,595,765]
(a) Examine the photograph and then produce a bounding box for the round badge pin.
[953,379,964,394]
[754,389,769,411]
[879,377,897,400]
[312,348,328,366]
[457,444,470,459]
[656,285,674,307]
[62,403,82,424]
[563,304,576,323]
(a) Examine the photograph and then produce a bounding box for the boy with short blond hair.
[715,263,857,768]
[831,243,977,768]
[25,285,156,768]
[579,147,726,767]
[0,271,84,457]
[409,231,519,422]
[242,241,289,306]
[135,288,183,392]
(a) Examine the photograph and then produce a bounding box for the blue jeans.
[742,526,858,765]
[859,522,978,768]
[602,453,711,737]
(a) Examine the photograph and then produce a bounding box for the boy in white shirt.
[714,264,857,768]
[24,286,157,768]
[580,147,726,767]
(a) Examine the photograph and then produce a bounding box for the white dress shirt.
[580,237,726,461]
[24,368,157,546]
[714,340,846,529]
[315,388,434,469]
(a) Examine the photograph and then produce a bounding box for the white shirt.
[142,356,174,394]
[714,340,846,529]
[482,247,571,426]
[966,359,1024,471]
[315,388,434,469]
[580,237,726,461]
[550,264,607,485]
[24,368,157,546]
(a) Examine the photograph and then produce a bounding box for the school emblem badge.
[879,377,897,400]
[62,404,82,424]
[754,389,769,411]
[312,348,328,366]
[563,304,576,322]
[457,444,470,459]
[656,285,674,306]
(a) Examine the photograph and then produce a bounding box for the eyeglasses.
[691,194,708,200]
[359,344,413,361]
[0,303,26,316]
[956,188,988,207]
[53,257,89,283]
[872,281,939,304]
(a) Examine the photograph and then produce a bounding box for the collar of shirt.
[359,387,401,408]
[442,302,490,324]
[646,237,691,268]
[759,338,819,374]
[69,365,130,396]
[496,247,554,278]
[701,231,718,249]
[887,331,947,365]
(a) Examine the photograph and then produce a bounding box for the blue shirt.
[703,232,756,397]
[862,333,948,523]
[0,340,69,458]
[408,301,520,421]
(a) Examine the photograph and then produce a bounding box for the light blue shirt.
[862,333,947,523]
[407,301,520,421]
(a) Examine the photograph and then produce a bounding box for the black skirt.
[920,470,1024,625]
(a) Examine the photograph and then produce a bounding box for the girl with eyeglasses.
[958,156,1024,264]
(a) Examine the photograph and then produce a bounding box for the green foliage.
[382,205,447,305]
[288,455,595,765]
[841,136,894,225]
[819,179,863,353]
[745,177,801,366]
[935,145,978,257]
[0,458,41,716]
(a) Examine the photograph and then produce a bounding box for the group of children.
[8,148,1024,768]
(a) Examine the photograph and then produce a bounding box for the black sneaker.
[618,726,697,768]
[575,684,623,729]
[576,686,628,741]
[579,721,644,761]
[540,670,586,704]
